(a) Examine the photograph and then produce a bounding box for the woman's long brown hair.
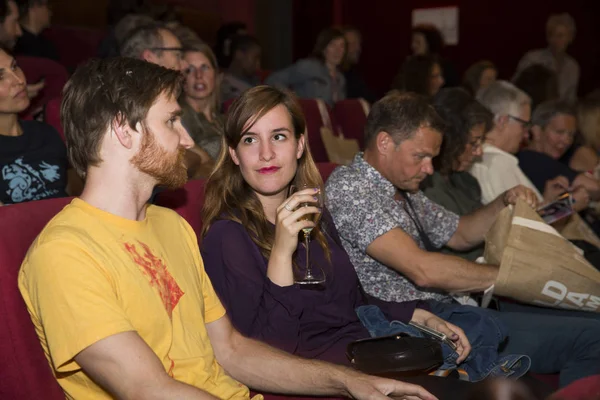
[202,85,331,263]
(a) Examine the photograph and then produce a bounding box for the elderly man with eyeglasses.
[469,80,577,206]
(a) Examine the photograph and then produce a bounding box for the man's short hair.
[61,57,183,177]
[230,34,260,56]
[120,21,167,59]
[364,92,445,147]
[532,100,576,129]
[0,0,13,23]
[476,80,531,117]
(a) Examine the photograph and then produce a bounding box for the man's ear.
[111,114,134,150]
[375,131,394,154]
[141,49,158,64]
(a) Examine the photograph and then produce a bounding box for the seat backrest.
[44,96,64,143]
[154,179,207,241]
[298,98,333,163]
[0,197,72,400]
[16,56,69,119]
[548,375,600,400]
[316,162,339,184]
[42,25,105,71]
[333,99,370,149]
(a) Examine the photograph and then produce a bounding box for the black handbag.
[346,333,444,377]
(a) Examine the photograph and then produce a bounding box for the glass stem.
[304,233,312,278]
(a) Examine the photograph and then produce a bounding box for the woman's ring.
[284,202,293,212]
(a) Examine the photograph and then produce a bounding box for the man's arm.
[447,185,539,251]
[367,228,497,293]
[207,315,435,400]
[74,332,217,400]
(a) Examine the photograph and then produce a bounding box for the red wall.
[294,0,600,98]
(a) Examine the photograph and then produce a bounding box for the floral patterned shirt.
[325,153,459,303]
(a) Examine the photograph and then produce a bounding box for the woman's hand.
[502,185,539,209]
[571,186,591,212]
[272,188,321,257]
[411,308,471,364]
[543,176,570,203]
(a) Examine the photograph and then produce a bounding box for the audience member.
[341,26,376,103]
[13,0,57,61]
[513,64,559,111]
[18,55,435,400]
[179,40,223,160]
[220,34,261,102]
[421,87,494,261]
[97,0,150,58]
[462,60,497,96]
[0,48,71,205]
[514,13,579,103]
[410,25,458,87]
[564,95,600,172]
[325,91,600,387]
[121,22,214,177]
[518,100,600,201]
[214,21,247,69]
[0,0,21,49]
[391,54,444,98]
[266,27,346,106]
[469,81,569,205]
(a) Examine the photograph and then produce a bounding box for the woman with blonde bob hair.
[200,85,469,371]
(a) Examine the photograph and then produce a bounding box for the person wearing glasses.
[178,40,223,160]
[121,22,214,178]
[469,81,572,206]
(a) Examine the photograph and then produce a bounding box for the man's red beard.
[130,127,188,189]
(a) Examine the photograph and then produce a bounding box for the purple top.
[201,210,425,365]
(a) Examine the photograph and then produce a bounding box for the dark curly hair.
[432,87,493,175]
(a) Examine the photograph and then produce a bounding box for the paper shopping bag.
[484,199,600,312]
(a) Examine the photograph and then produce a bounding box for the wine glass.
[288,184,326,285]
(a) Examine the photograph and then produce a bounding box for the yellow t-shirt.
[19,198,250,400]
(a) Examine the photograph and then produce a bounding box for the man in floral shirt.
[326,92,600,387]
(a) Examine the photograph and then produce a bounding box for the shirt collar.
[351,152,396,197]
[483,143,519,163]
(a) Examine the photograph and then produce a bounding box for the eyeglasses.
[149,47,184,59]
[507,114,532,130]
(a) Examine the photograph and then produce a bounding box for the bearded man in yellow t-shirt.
[18,57,434,400]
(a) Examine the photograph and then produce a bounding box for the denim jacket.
[265,58,345,106]
[356,305,530,382]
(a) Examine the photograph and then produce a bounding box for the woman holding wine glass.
[200,85,470,371]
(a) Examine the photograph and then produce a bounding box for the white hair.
[476,80,531,117]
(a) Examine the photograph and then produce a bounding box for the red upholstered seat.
[333,99,370,149]
[222,97,236,113]
[16,56,69,119]
[44,96,64,142]
[42,25,105,71]
[549,374,600,399]
[0,197,72,400]
[154,179,207,240]
[317,162,339,184]
[298,98,335,163]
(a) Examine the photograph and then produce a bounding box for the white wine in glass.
[288,184,325,285]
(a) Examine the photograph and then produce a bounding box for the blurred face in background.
[502,103,532,154]
[344,30,361,64]
[531,114,576,159]
[479,68,497,91]
[455,123,486,171]
[183,51,216,101]
[236,45,261,78]
[0,50,29,113]
[31,0,52,29]
[429,63,444,97]
[548,24,572,53]
[411,33,428,55]
[323,37,346,68]
[0,0,22,49]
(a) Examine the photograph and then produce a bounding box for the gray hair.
[114,14,155,47]
[120,22,166,59]
[532,100,576,129]
[476,80,531,117]
[547,13,576,39]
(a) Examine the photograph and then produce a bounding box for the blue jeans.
[357,304,530,382]
[428,300,600,388]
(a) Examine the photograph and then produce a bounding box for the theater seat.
[154,179,206,240]
[317,162,339,184]
[549,375,600,399]
[333,99,370,149]
[0,197,72,400]
[16,56,69,119]
[298,98,335,163]
[44,96,64,143]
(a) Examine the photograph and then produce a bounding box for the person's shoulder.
[327,163,361,186]
[204,218,251,243]
[21,120,63,142]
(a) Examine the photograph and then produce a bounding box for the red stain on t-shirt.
[124,241,184,317]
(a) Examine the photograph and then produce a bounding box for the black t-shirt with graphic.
[0,120,68,205]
